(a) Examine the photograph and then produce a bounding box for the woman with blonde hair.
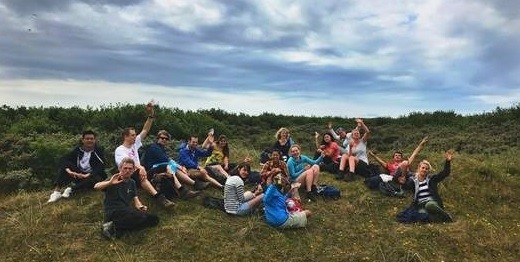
[397,150,454,223]
[337,118,371,181]
[287,144,324,202]
[273,127,294,162]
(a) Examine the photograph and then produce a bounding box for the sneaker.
[193,180,210,190]
[47,191,62,203]
[102,221,115,239]
[61,187,73,198]
[157,194,175,208]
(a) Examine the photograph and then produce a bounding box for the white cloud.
[472,89,520,108]
[145,0,225,32]
[0,79,417,117]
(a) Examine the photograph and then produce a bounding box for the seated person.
[314,131,341,175]
[48,130,107,203]
[397,150,455,223]
[205,134,251,185]
[114,102,174,208]
[94,157,159,239]
[337,118,372,180]
[224,162,264,216]
[287,144,324,202]
[369,136,428,177]
[260,127,295,164]
[260,149,289,186]
[142,130,204,199]
[263,174,311,229]
[178,133,223,189]
[366,137,429,197]
[327,122,354,155]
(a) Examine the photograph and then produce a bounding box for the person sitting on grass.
[364,136,428,196]
[204,134,232,183]
[327,122,354,155]
[178,133,224,189]
[114,101,174,208]
[142,130,205,200]
[260,149,289,186]
[263,174,311,229]
[94,157,159,239]
[287,144,324,202]
[397,150,455,223]
[369,136,428,177]
[314,131,341,175]
[267,127,295,163]
[336,118,372,181]
[48,130,107,203]
[223,162,264,216]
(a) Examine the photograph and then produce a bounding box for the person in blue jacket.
[177,133,223,189]
[263,174,311,228]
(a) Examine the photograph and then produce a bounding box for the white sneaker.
[47,191,62,203]
[62,187,73,198]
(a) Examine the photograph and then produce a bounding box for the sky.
[0,0,519,118]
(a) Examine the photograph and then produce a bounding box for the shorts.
[235,202,253,216]
[279,211,307,228]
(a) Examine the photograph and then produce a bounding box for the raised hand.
[445,149,454,161]
[109,174,124,185]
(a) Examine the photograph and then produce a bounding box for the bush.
[0,168,40,194]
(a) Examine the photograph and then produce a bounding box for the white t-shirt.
[114,134,143,166]
[79,150,92,172]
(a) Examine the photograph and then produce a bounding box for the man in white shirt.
[114,102,174,208]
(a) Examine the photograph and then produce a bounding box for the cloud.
[0,0,518,118]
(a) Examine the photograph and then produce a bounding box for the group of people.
[46,102,456,239]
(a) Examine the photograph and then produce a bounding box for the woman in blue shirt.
[287,144,324,202]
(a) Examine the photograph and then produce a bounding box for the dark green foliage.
[0,103,519,191]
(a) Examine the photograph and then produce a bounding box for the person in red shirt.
[369,136,428,177]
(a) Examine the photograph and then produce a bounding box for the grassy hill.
[1,150,518,261]
[0,105,519,261]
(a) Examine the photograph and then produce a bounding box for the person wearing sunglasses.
[143,130,205,201]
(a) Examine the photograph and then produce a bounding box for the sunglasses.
[158,136,169,141]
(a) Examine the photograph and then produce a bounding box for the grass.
[0,151,519,262]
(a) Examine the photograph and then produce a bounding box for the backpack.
[317,185,341,200]
[379,181,405,197]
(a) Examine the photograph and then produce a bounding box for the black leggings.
[54,168,104,190]
[108,209,159,236]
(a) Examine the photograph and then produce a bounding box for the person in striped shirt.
[224,162,263,216]
[401,150,455,223]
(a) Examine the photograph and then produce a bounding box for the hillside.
[0,105,519,261]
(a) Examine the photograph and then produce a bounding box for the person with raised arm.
[114,101,174,208]
[397,150,455,223]
[178,133,224,189]
[336,118,371,181]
